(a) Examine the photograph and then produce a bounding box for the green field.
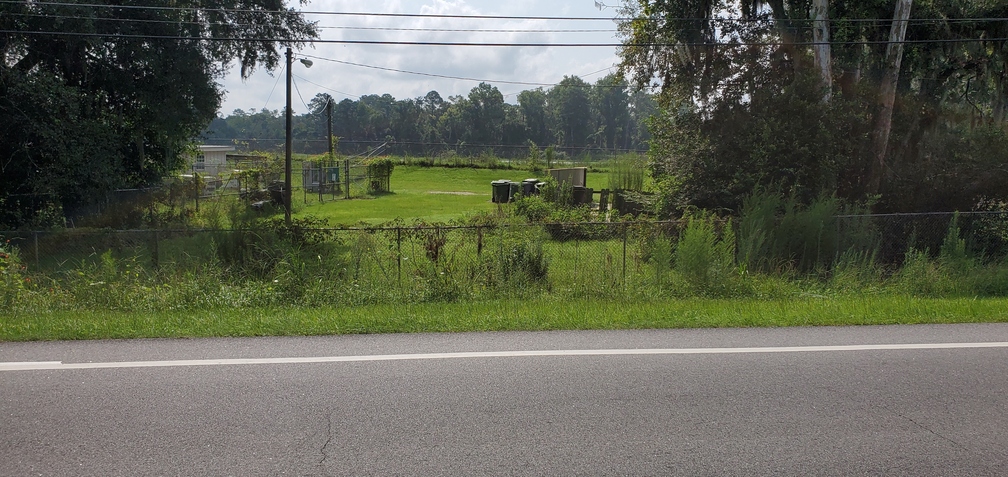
[296,166,542,224]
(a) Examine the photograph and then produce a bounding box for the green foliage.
[736,190,853,273]
[1,1,318,228]
[737,188,781,272]
[514,195,552,223]
[608,154,647,192]
[0,238,27,308]
[828,248,881,294]
[365,157,395,193]
[674,214,738,293]
[481,232,549,290]
[939,213,972,272]
[544,207,612,241]
[620,1,1008,213]
[891,248,960,297]
[537,177,576,209]
[649,234,673,289]
[526,143,544,173]
[8,214,1008,318]
[544,146,557,169]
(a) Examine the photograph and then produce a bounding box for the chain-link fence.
[3,212,1007,302]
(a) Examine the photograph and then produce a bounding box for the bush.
[674,214,737,293]
[0,238,27,309]
[514,195,552,223]
[481,232,549,289]
[939,212,971,271]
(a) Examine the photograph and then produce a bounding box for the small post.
[397,226,402,286]
[34,231,39,267]
[622,222,628,288]
[152,229,160,270]
[344,159,350,199]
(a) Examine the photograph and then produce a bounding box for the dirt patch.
[427,191,479,196]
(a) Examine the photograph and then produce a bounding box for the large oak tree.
[0,0,317,226]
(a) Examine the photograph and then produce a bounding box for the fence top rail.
[834,211,1008,219]
[2,211,1006,235]
[1,221,661,235]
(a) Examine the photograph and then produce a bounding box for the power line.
[291,74,360,100]
[261,62,284,111]
[288,56,625,104]
[8,2,1008,24]
[5,29,1007,47]
[292,76,310,112]
[11,9,1008,27]
[6,12,621,33]
[299,54,556,87]
[502,65,616,98]
[0,1,621,20]
[320,26,617,33]
[7,13,619,33]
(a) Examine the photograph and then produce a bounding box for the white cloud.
[217,0,620,115]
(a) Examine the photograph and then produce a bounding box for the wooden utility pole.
[284,47,293,225]
[812,0,832,102]
[325,98,333,201]
[327,99,333,158]
[868,0,913,196]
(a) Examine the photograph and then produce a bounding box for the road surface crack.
[319,409,334,465]
[887,406,969,452]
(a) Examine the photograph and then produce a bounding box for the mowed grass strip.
[299,166,537,224]
[3,296,1008,341]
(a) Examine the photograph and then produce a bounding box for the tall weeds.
[674,214,739,295]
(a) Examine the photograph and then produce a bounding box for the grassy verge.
[3,296,1007,342]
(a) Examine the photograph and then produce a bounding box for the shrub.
[939,212,971,271]
[0,238,27,309]
[526,143,544,173]
[674,214,736,292]
[481,232,549,289]
[514,195,552,223]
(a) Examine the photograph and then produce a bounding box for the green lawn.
[297,166,541,224]
[3,296,1007,341]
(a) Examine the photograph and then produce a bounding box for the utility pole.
[327,98,333,200]
[327,98,333,158]
[284,47,293,225]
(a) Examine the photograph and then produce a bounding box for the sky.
[215,0,624,116]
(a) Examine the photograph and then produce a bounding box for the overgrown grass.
[3,296,1007,341]
[5,186,1008,342]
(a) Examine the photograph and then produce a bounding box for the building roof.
[198,145,236,153]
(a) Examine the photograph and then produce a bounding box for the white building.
[188,145,235,176]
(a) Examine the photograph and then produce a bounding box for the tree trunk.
[812,0,832,101]
[868,0,913,197]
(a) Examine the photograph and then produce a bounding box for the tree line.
[620,0,1008,213]
[204,75,658,157]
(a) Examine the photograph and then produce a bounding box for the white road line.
[3,342,1008,371]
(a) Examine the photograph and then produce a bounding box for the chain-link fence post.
[622,222,628,288]
[33,231,39,267]
[397,226,402,287]
[151,229,160,271]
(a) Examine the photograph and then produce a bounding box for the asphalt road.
[3,324,1008,476]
